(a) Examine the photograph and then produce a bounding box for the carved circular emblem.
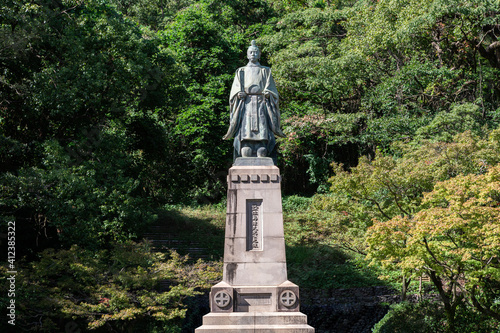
[214,291,231,308]
[280,290,297,307]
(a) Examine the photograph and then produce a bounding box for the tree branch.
[470,284,500,321]
[380,178,411,217]
[358,194,392,220]
[423,237,453,274]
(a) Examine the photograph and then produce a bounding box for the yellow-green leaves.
[367,164,500,322]
[2,241,222,331]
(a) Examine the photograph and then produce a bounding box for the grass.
[153,200,388,291]
[148,204,226,260]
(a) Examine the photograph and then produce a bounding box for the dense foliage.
[2,0,500,331]
[0,241,221,332]
[367,164,500,331]
[307,130,500,331]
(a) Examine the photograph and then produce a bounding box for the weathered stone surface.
[225,212,284,239]
[195,312,314,332]
[223,237,287,263]
[210,282,234,313]
[232,285,279,312]
[196,162,314,331]
[233,157,275,166]
[221,165,288,286]
[223,262,288,286]
[195,324,314,333]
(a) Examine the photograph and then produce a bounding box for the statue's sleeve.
[229,68,243,105]
[223,69,244,140]
[263,68,279,99]
[263,69,285,138]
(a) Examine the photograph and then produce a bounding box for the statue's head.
[247,40,261,63]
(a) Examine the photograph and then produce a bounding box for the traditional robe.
[223,63,285,159]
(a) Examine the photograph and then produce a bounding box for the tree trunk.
[428,271,458,333]
[401,273,411,301]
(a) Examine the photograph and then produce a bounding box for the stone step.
[195,324,315,333]
[201,312,309,326]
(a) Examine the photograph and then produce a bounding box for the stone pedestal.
[196,158,314,332]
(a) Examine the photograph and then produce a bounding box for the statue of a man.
[223,40,285,161]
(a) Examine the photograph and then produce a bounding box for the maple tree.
[313,129,500,251]
[366,164,500,331]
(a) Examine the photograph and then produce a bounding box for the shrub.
[0,241,222,332]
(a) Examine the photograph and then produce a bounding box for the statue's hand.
[238,92,247,100]
[264,91,270,99]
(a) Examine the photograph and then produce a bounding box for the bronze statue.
[223,40,285,162]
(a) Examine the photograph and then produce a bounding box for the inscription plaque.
[246,199,263,251]
[238,294,272,306]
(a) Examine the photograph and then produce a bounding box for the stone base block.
[195,312,314,332]
[195,324,314,333]
[210,281,301,313]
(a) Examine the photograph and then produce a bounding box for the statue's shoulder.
[237,65,271,71]
[260,66,272,75]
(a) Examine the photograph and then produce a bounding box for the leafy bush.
[1,135,157,250]
[372,301,443,333]
[0,241,222,332]
[373,301,500,333]
[415,103,485,142]
[282,195,313,213]
[312,129,500,255]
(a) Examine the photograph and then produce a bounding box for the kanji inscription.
[247,200,262,251]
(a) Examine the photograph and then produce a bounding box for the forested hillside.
[1,0,500,332]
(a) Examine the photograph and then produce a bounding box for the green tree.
[366,164,500,331]
[157,0,276,202]
[256,0,500,192]
[312,129,500,299]
[0,0,185,251]
[1,0,181,144]
[315,130,499,246]
[109,0,195,30]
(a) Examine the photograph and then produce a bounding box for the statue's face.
[247,48,260,63]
